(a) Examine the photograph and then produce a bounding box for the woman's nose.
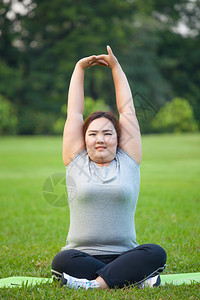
[96,134,104,142]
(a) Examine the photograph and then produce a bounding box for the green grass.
[0,133,200,299]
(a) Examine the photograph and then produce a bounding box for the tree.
[152,97,198,133]
[0,0,200,134]
[0,95,18,134]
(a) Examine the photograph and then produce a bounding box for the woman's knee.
[135,243,167,266]
[51,249,81,276]
[147,244,167,266]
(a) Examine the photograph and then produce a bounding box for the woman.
[51,46,167,290]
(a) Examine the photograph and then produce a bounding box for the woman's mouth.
[95,146,106,151]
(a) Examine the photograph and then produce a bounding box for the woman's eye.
[88,133,112,136]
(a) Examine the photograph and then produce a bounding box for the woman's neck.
[95,161,111,167]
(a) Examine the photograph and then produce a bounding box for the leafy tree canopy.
[0,0,199,134]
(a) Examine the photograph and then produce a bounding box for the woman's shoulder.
[117,147,140,168]
[65,148,88,170]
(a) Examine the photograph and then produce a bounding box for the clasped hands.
[77,46,119,70]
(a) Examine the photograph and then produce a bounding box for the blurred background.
[0,0,199,135]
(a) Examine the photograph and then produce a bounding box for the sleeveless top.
[62,147,140,255]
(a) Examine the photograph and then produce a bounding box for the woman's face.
[85,117,118,165]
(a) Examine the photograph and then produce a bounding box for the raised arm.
[63,56,108,166]
[97,46,142,165]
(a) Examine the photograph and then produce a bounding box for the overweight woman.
[51,46,167,290]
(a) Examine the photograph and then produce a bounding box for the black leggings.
[51,244,167,288]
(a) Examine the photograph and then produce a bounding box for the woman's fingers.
[88,57,108,67]
[107,45,113,55]
[79,47,116,69]
[88,61,108,68]
[97,59,108,66]
[95,54,108,62]
[83,48,116,69]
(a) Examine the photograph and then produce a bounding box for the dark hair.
[83,111,121,144]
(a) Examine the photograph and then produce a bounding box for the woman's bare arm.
[63,56,108,166]
[97,46,142,164]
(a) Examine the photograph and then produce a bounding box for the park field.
[0,134,200,299]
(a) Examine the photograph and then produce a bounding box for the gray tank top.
[62,147,140,255]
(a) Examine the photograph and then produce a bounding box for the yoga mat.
[0,273,199,288]
[160,273,200,285]
[0,277,53,288]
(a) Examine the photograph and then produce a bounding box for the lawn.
[0,134,200,299]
